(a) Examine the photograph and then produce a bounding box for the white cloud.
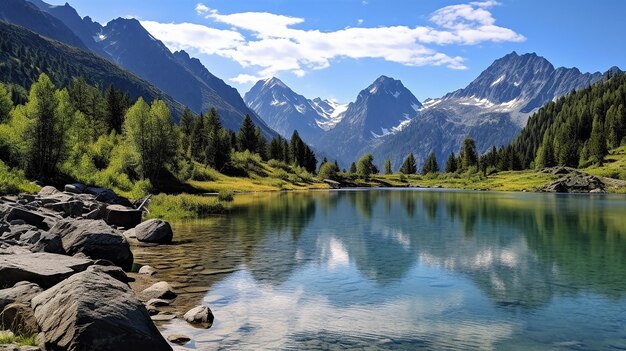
[140,21,244,54]
[146,1,524,82]
[195,3,209,15]
[357,19,364,25]
[230,73,269,84]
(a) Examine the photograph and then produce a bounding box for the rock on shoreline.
[0,184,199,350]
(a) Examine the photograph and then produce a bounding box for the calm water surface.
[138,189,626,350]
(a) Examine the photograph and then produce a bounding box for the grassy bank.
[0,331,37,347]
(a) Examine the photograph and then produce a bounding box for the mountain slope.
[312,76,423,165]
[367,52,613,170]
[27,0,106,57]
[0,20,184,113]
[244,78,333,141]
[12,0,275,136]
[0,0,87,50]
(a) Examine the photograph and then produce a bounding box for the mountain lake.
[131,189,626,350]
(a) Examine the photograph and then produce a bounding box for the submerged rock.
[167,334,190,345]
[183,305,214,329]
[140,281,177,301]
[32,270,172,351]
[138,265,156,276]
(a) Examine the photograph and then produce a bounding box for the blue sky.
[46,0,626,103]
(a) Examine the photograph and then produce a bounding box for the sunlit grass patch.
[148,193,228,220]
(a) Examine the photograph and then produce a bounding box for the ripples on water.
[132,190,626,350]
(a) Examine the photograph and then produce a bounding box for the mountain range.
[246,52,618,169]
[0,0,622,169]
[0,0,275,137]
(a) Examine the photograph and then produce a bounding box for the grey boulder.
[134,219,173,244]
[32,270,172,351]
[49,219,133,271]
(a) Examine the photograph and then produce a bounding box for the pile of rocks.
[0,184,206,351]
[538,168,606,193]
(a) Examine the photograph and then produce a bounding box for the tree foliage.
[356,154,375,180]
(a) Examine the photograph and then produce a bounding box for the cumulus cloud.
[140,21,244,54]
[143,1,524,82]
[195,3,209,15]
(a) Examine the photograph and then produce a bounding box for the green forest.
[0,74,318,197]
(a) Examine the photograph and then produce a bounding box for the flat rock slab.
[5,207,45,228]
[32,270,172,351]
[0,252,92,289]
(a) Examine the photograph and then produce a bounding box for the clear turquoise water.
[159,190,626,350]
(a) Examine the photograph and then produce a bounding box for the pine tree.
[399,153,417,174]
[104,85,127,134]
[384,159,392,175]
[535,132,555,169]
[255,127,268,160]
[290,130,305,166]
[237,115,258,152]
[190,113,206,162]
[421,152,439,175]
[445,152,457,173]
[349,162,357,174]
[179,108,195,157]
[460,137,478,171]
[589,114,607,165]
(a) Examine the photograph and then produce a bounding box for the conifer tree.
[589,114,607,165]
[349,162,357,174]
[399,153,417,174]
[444,152,457,173]
[237,115,258,152]
[421,152,439,175]
[384,159,392,175]
[460,137,478,171]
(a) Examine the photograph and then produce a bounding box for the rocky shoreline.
[0,185,212,350]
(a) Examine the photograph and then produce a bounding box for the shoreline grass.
[147,193,229,220]
[0,331,37,347]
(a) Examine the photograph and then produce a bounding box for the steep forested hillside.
[513,72,626,168]
[0,20,183,113]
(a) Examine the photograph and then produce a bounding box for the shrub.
[0,160,39,195]
[217,190,234,202]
